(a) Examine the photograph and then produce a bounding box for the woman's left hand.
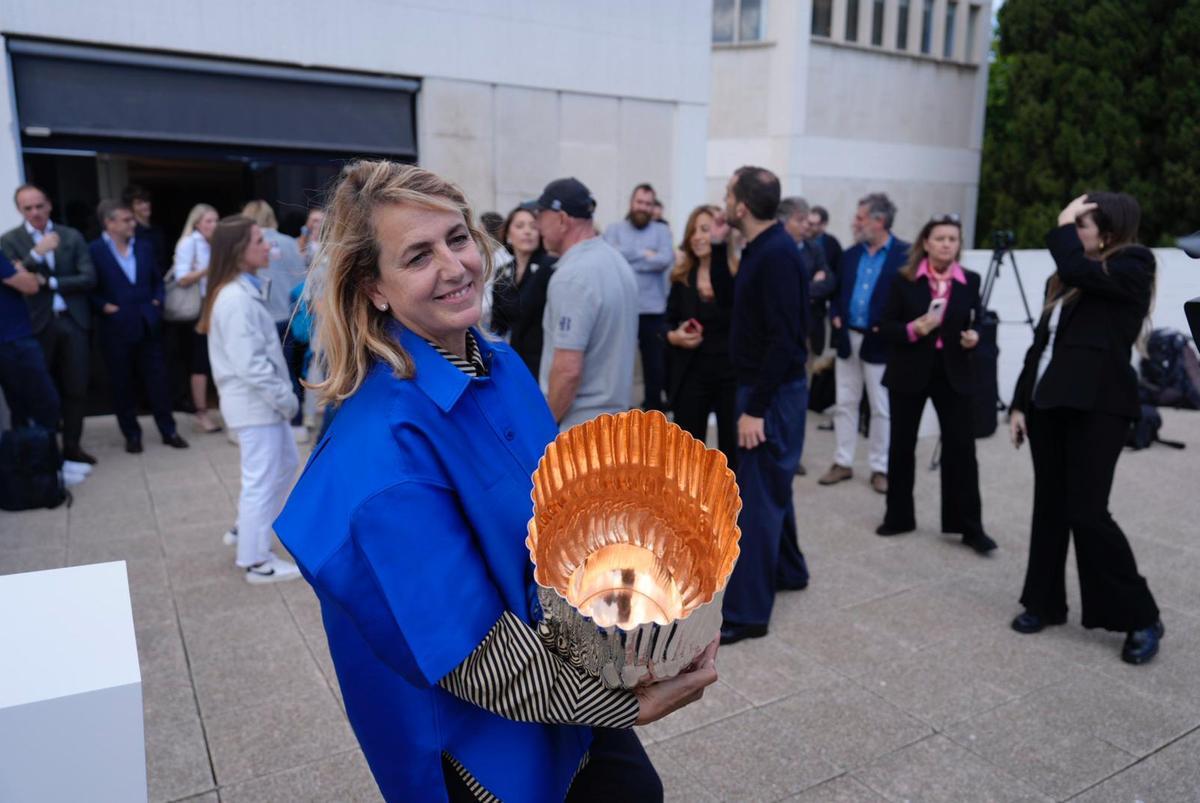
[1057,194,1098,227]
[634,638,719,725]
[960,329,980,350]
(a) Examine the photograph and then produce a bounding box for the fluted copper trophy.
[527,410,741,689]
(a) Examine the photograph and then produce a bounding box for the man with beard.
[714,166,810,645]
[604,183,675,411]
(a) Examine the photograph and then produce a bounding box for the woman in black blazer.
[490,204,556,377]
[1009,192,1162,664]
[877,215,996,553]
[665,205,737,470]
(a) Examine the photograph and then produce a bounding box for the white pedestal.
[0,561,147,803]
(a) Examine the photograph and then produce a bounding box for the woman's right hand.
[668,324,703,350]
[1010,410,1027,449]
[634,638,719,725]
[910,312,940,337]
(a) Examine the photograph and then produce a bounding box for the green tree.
[976,0,1198,248]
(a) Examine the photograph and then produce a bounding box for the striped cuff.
[439,611,640,728]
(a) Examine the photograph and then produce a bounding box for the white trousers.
[234,420,300,568]
[833,331,890,474]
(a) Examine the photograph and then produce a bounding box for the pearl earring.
[377,302,389,311]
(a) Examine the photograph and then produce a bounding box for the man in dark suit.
[778,196,833,357]
[122,184,168,275]
[1,184,97,464]
[809,205,843,279]
[88,200,187,454]
[820,193,909,494]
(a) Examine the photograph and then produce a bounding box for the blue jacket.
[88,237,164,344]
[831,236,910,364]
[274,325,590,802]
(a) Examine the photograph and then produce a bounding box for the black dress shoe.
[163,433,190,449]
[875,522,915,536]
[963,532,998,554]
[794,463,807,476]
[63,446,98,465]
[1121,620,1164,665]
[125,438,143,454]
[719,622,768,645]
[1010,610,1067,634]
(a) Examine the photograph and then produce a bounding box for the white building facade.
[707,0,992,245]
[0,1,711,237]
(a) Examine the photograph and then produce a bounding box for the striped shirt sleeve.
[439,611,640,728]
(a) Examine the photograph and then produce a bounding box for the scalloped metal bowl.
[527,410,741,688]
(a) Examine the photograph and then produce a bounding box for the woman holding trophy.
[274,161,717,802]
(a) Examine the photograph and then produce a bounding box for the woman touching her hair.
[1009,192,1163,665]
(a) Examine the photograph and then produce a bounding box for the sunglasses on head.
[929,213,961,224]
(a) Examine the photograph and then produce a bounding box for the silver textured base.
[536,586,723,689]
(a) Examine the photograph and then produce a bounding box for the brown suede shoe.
[871,472,888,494]
[818,464,853,485]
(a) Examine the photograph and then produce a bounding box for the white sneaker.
[291,425,311,444]
[62,470,86,487]
[222,526,238,546]
[244,555,301,584]
[63,460,93,476]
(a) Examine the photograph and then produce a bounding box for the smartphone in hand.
[684,318,703,334]
[928,297,947,320]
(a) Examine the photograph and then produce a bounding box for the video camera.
[992,230,1017,250]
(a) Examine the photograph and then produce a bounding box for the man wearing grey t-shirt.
[536,178,638,430]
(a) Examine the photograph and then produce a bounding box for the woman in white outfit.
[200,215,301,583]
[171,203,222,433]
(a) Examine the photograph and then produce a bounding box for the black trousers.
[35,314,90,449]
[101,329,177,441]
[884,357,984,537]
[671,350,738,471]
[638,313,666,411]
[0,335,60,430]
[443,728,662,802]
[1020,406,1159,632]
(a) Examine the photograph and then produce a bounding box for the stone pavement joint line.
[3,410,1199,802]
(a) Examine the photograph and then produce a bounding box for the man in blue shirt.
[820,193,909,494]
[716,166,810,646]
[89,200,186,454]
[603,183,675,411]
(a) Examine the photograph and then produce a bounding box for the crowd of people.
[0,159,1166,800]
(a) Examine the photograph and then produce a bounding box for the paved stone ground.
[2,408,1199,802]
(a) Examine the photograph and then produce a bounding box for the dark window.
[897,0,911,49]
[920,0,934,54]
[966,4,980,61]
[740,0,764,41]
[944,1,958,58]
[871,0,885,46]
[846,0,860,42]
[812,0,833,37]
[713,0,736,43]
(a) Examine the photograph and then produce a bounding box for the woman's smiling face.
[368,201,483,351]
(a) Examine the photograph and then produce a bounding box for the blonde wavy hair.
[176,203,218,247]
[306,160,494,406]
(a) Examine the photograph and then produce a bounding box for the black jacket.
[1011,225,1153,419]
[490,252,556,378]
[879,266,983,395]
[0,223,96,333]
[665,256,733,406]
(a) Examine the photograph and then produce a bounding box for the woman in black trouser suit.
[665,205,737,470]
[876,215,996,554]
[1009,192,1162,665]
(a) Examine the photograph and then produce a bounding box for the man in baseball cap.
[535,178,637,430]
[533,177,597,219]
